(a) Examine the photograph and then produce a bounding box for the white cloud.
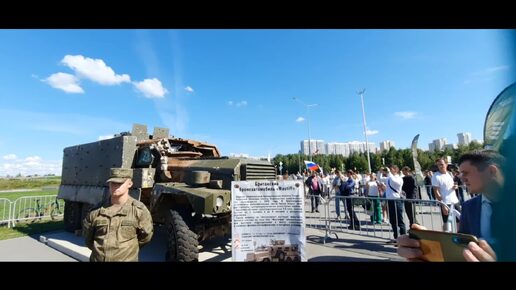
[184,86,194,93]
[133,78,168,98]
[98,135,114,140]
[134,31,190,135]
[3,154,17,160]
[229,153,250,158]
[231,101,248,108]
[394,111,417,120]
[25,156,42,162]
[61,55,131,85]
[44,72,84,93]
[296,117,305,123]
[24,161,41,167]
[474,65,510,76]
[465,65,510,85]
[366,129,379,136]
[0,156,62,177]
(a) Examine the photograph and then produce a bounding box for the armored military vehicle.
[245,240,301,262]
[57,124,276,261]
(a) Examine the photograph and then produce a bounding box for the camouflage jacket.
[83,196,153,262]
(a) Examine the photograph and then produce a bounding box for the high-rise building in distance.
[380,140,395,152]
[457,132,472,146]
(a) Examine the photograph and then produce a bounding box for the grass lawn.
[0,220,64,240]
[1,190,62,229]
[0,177,61,190]
[0,190,58,202]
[0,179,65,240]
[0,189,60,217]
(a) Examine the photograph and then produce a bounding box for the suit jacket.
[459,195,482,238]
[402,175,417,199]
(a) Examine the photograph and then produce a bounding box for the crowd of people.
[80,135,508,264]
[298,156,480,244]
[296,148,506,262]
[83,148,507,262]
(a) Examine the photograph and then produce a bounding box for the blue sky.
[0,29,513,176]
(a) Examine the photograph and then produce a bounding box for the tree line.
[272,141,483,175]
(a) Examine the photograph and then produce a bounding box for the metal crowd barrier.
[0,198,12,228]
[0,195,65,228]
[305,193,459,244]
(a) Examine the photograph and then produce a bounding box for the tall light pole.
[298,150,302,173]
[293,97,318,161]
[358,89,372,173]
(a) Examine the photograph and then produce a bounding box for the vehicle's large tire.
[63,201,82,232]
[165,210,199,262]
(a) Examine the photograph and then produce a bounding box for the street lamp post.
[298,150,302,173]
[358,89,372,173]
[293,97,318,161]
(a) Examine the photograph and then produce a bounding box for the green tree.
[417,149,434,171]
[272,145,485,175]
[384,147,397,167]
[345,153,367,172]
[468,140,483,151]
[399,149,413,169]
[370,153,383,172]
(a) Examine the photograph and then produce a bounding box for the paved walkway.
[0,225,403,262]
[1,196,424,262]
[0,234,76,261]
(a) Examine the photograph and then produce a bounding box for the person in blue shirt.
[342,170,360,230]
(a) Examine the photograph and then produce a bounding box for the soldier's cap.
[106,168,133,184]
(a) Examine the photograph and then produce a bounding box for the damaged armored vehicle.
[58,124,276,261]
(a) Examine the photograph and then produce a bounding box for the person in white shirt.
[322,174,331,198]
[366,173,382,224]
[385,165,405,243]
[431,158,460,230]
[377,168,389,223]
[333,170,348,220]
[361,172,370,196]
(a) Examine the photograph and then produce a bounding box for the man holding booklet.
[397,150,505,262]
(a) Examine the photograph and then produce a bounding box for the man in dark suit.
[402,166,418,227]
[397,150,504,262]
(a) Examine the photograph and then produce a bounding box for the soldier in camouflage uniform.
[83,168,154,262]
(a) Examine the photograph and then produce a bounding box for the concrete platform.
[40,224,232,262]
[40,225,403,262]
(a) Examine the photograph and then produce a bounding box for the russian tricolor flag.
[304,160,319,171]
